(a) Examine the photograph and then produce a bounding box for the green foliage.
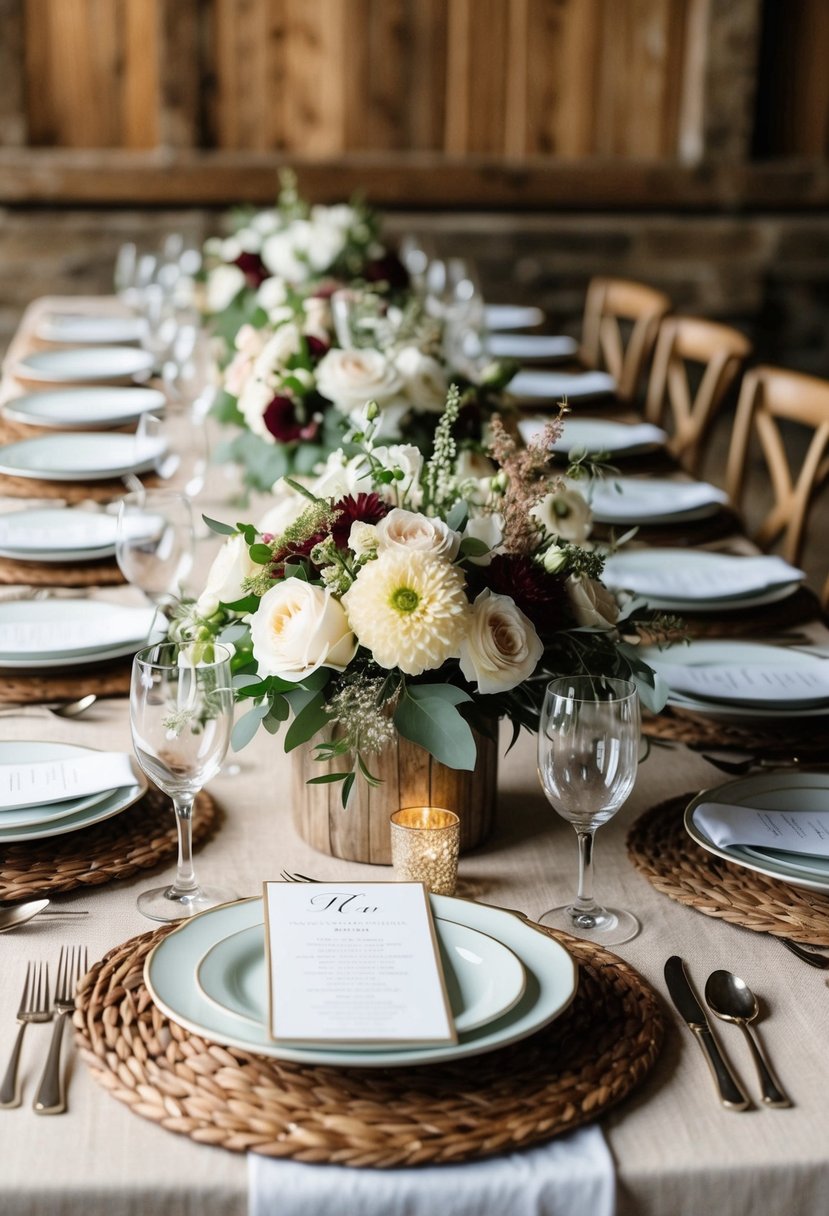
[394,683,477,771]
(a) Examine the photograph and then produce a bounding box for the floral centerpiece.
[176,390,668,817]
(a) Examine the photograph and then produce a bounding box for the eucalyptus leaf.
[446,500,468,531]
[202,515,237,536]
[394,691,476,770]
[284,690,331,752]
[230,701,269,752]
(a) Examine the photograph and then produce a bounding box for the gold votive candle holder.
[389,806,460,896]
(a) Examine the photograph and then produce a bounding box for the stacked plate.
[0,599,163,670]
[34,313,145,345]
[484,304,544,331]
[581,477,729,526]
[3,387,165,430]
[641,640,829,722]
[0,432,165,482]
[602,549,804,612]
[0,506,163,564]
[510,370,616,404]
[519,416,667,458]
[145,895,578,1068]
[685,773,829,894]
[488,334,578,362]
[0,741,146,843]
[13,347,154,384]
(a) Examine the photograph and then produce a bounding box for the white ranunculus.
[348,521,379,557]
[256,276,289,314]
[235,226,262,254]
[531,489,592,544]
[261,230,308,282]
[395,346,448,412]
[459,590,543,694]
[462,513,504,566]
[219,237,242,263]
[250,208,281,235]
[196,535,257,617]
[316,348,404,413]
[253,324,302,377]
[310,452,373,501]
[370,444,424,508]
[305,220,346,272]
[237,378,275,442]
[566,574,619,630]
[206,264,246,313]
[311,203,357,232]
[250,581,357,682]
[257,479,309,537]
[375,509,461,559]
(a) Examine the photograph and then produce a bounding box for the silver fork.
[33,946,88,1115]
[280,870,316,883]
[0,963,51,1108]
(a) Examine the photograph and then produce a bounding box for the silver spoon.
[0,900,89,932]
[0,694,97,719]
[704,970,792,1108]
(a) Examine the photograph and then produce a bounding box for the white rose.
[566,575,619,630]
[250,581,356,682]
[219,237,242,262]
[395,346,448,412]
[375,508,461,559]
[531,489,592,544]
[348,521,379,557]
[258,479,309,537]
[250,208,281,235]
[237,378,275,441]
[462,513,504,566]
[302,296,331,341]
[459,590,544,694]
[306,219,346,272]
[370,444,424,508]
[196,535,257,616]
[235,226,262,254]
[256,276,288,314]
[310,452,373,501]
[253,324,302,376]
[261,230,308,282]
[206,264,246,314]
[316,348,404,413]
[312,203,356,232]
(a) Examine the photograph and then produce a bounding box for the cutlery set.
[664,956,791,1110]
[0,946,88,1114]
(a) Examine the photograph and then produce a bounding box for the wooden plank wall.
[18,0,698,159]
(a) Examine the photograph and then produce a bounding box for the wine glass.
[135,408,209,499]
[536,676,641,945]
[130,640,235,921]
[115,489,195,607]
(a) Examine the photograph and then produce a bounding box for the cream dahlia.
[342,548,470,676]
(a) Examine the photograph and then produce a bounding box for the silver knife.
[664,956,751,1110]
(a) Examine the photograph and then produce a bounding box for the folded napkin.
[659,662,829,708]
[488,334,578,360]
[694,802,829,859]
[248,1126,614,1216]
[585,478,728,523]
[602,553,803,603]
[0,752,138,812]
[0,604,157,656]
[510,370,616,401]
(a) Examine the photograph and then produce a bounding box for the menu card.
[262,881,456,1046]
[663,663,829,707]
[0,752,139,811]
[694,802,829,859]
[603,554,802,601]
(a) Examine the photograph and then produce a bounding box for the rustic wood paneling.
[0,0,27,145]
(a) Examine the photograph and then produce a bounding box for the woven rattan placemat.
[642,707,828,756]
[0,554,123,586]
[74,921,663,1167]
[627,793,829,946]
[0,657,132,704]
[0,788,217,902]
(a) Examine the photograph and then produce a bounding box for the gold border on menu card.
[262,879,458,1048]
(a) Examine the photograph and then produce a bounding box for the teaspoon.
[704,970,792,1108]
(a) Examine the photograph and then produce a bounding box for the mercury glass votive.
[389,807,460,896]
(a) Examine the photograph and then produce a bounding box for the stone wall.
[2,206,828,382]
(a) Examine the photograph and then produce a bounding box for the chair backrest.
[581,277,671,403]
[725,365,829,565]
[644,316,751,475]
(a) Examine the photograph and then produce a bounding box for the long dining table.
[1,298,829,1216]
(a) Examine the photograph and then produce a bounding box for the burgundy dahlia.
[305,334,330,361]
[329,493,391,550]
[233,251,270,288]
[477,554,573,634]
[363,253,410,293]
[263,395,319,444]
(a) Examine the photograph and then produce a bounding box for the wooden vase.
[291,728,498,864]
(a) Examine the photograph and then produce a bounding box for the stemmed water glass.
[536,676,641,945]
[115,489,195,607]
[130,641,235,921]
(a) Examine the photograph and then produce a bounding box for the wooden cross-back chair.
[644,316,751,475]
[725,365,829,567]
[581,277,671,404]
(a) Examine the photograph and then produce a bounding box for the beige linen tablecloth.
[1,298,828,1216]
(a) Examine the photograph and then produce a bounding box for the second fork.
[32,946,88,1116]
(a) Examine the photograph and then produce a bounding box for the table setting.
[1,220,828,1216]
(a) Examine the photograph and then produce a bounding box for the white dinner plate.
[602,549,804,612]
[583,477,729,524]
[35,314,145,345]
[0,506,163,563]
[685,773,829,893]
[3,387,165,430]
[13,347,154,384]
[146,895,578,1068]
[488,334,578,361]
[0,741,146,843]
[520,417,667,457]
[0,740,125,827]
[0,599,163,670]
[510,370,617,403]
[196,918,527,1037]
[484,304,545,331]
[0,432,165,481]
[641,640,829,721]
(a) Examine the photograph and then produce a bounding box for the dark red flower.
[364,253,410,293]
[329,493,390,549]
[233,251,270,288]
[263,395,319,444]
[305,334,330,361]
[475,554,573,634]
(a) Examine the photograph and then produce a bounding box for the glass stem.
[171,797,198,895]
[573,828,599,914]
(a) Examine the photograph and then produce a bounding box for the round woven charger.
[73,923,663,1167]
[641,706,828,756]
[627,793,829,947]
[0,656,132,704]
[0,788,217,902]
[0,553,123,586]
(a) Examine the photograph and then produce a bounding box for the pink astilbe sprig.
[487,412,567,553]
